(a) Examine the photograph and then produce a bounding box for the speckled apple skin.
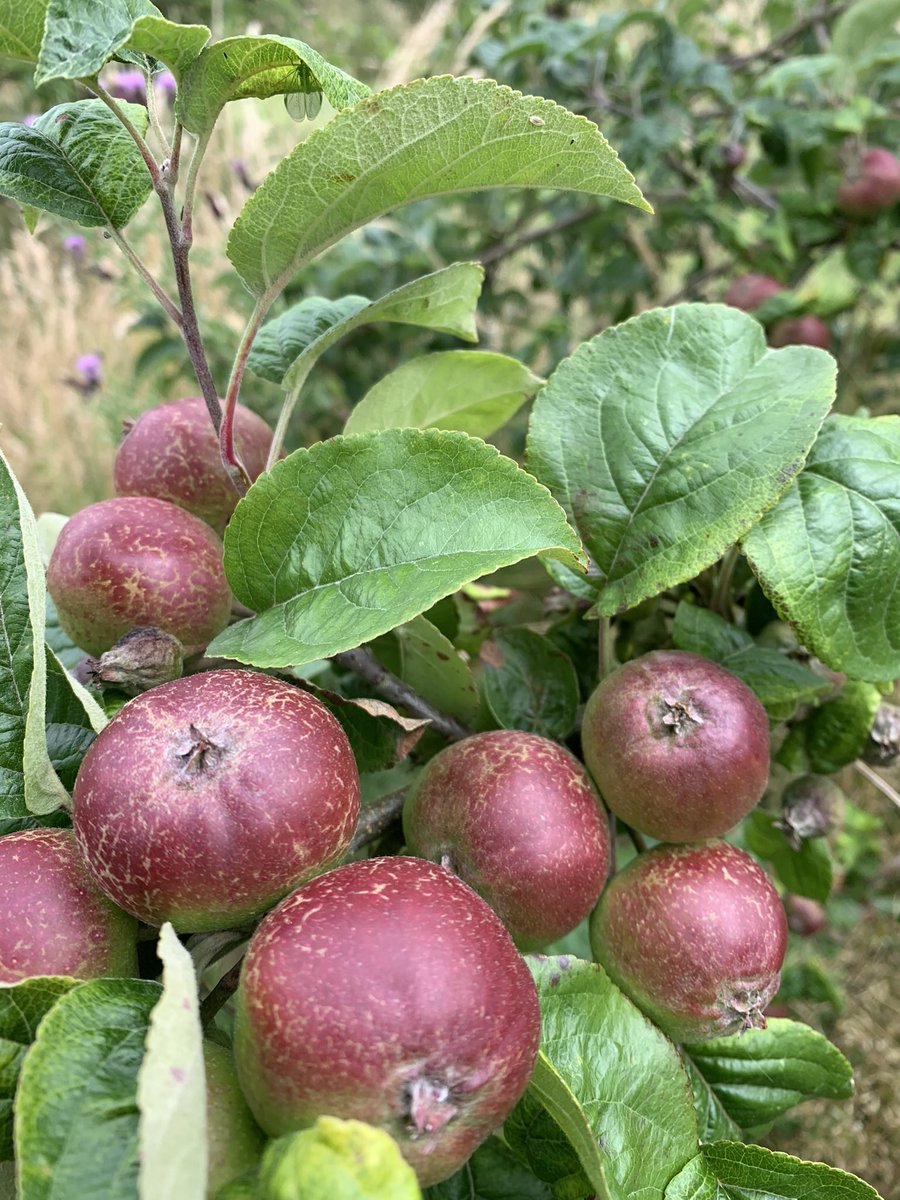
[46,496,231,656]
[0,829,138,982]
[837,148,900,218]
[72,670,360,931]
[581,650,770,841]
[590,840,788,1043]
[403,730,609,950]
[114,397,274,533]
[233,856,541,1186]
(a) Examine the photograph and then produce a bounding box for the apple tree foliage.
[0,1,895,1198]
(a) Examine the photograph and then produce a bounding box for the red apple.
[46,496,231,656]
[114,397,274,533]
[72,669,360,931]
[403,730,609,949]
[581,650,770,841]
[724,274,783,312]
[233,856,541,1186]
[768,315,831,349]
[0,829,138,982]
[784,895,826,938]
[590,840,788,1042]
[837,148,900,219]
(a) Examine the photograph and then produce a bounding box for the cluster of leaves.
[0,1,897,1198]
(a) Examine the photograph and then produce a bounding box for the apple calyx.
[656,692,704,737]
[724,984,770,1034]
[404,1077,459,1137]
[177,724,223,775]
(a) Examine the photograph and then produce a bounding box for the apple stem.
[199,957,245,1029]
[348,788,408,852]
[333,647,472,742]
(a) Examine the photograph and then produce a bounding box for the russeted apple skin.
[403,730,610,950]
[46,496,231,656]
[72,670,360,932]
[204,1041,267,1197]
[724,274,782,312]
[837,148,900,219]
[0,829,138,983]
[590,840,788,1043]
[233,856,541,1186]
[768,315,831,350]
[114,397,274,533]
[581,650,770,842]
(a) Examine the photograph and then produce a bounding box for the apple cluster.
[8,398,790,1186]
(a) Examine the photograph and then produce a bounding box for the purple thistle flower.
[23,113,40,127]
[155,71,177,101]
[75,353,103,393]
[108,69,147,105]
[63,234,87,261]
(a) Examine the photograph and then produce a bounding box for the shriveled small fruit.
[0,829,138,983]
[785,895,826,938]
[724,274,782,312]
[775,774,845,850]
[46,496,231,656]
[234,856,540,1186]
[72,669,360,931]
[114,396,274,532]
[863,702,900,767]
[403,730,609,949]
[581,650,770,841]
[590,840,787,1042]
[79,626,184,695]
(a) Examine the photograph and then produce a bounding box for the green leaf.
[745,811,834,902]
[371,616,480,725]
[481,628,579,739]
[125,14,211,82]
[316,692,429,774]
[503,1090,594,1200]
[208,429,584,670]
[0,0,48,63]
[344,351,542,438]
[44,646,99,791]
[259,1116,421,1199]
[176,35,370,136]
[527,304,836,618]
[425,1135,555,1200]
[0,976,78,1161]
[682,1018,853,1132]
[45,594,83,669]
[832,0,900,64]
[0,100,152,229]
[15,977,161,1200]
[247,295,369,385]
[683,1059,743,1145]
[743,416,900,683]
[665,1142,882,1200]
[528,956,698,1200]
[137,924,206,1200]
[671,603,831,719]
[35,0,159,85]
[228,76,649,299]
[804,681,882,773]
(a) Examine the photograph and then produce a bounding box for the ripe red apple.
[403,730,609,950]
[768,315,831,349]
[46,496,231,656]
[204,1040,267,1195]
[114,397,275,533]
[590,840,788,1042]
[784,894,826,938]
[581,650,770,842]
[72,669,360,931]
[724,274,783,312]
[0,829,138,982]
[233,856,541,1186]
[837,148,900,219]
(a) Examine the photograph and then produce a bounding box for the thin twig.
[107,226,183,327]
[479,203,605,266]
[712,545,741,619]
[854,760,900,813]
[87,81,161,185]
[725,3,849,68]
[220,299,271,494]
[626,825,648,855]
[180,128,212,243]
[199,959,244,1028]
[333,647,472,742]
[597,616,615,681]
[349,789,408,853]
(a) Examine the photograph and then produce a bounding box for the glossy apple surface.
[233,856,541,1185]
[590,840,788,1042]
[46,496,231,656]
[403,730,609,949]
[581,650,770,841]
[72,669,360,931]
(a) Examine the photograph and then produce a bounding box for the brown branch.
[479,203,606,266]
[333,647,472,742]
[725,3,850,68]
[349,789,408,853]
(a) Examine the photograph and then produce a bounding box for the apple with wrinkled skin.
[72,669,360,931]
[581,650,770,842]
[590,840,787,1042]
[403,730,609,949]
[114,396,274,533]
[837,148,900,219]
[233,856,541,1186]
[0,829,138,983]
[204,1040,267,1197]
[46,496,231,656]
[775,774,845,850]
[724,273,782,312]
[768,315,830,349]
